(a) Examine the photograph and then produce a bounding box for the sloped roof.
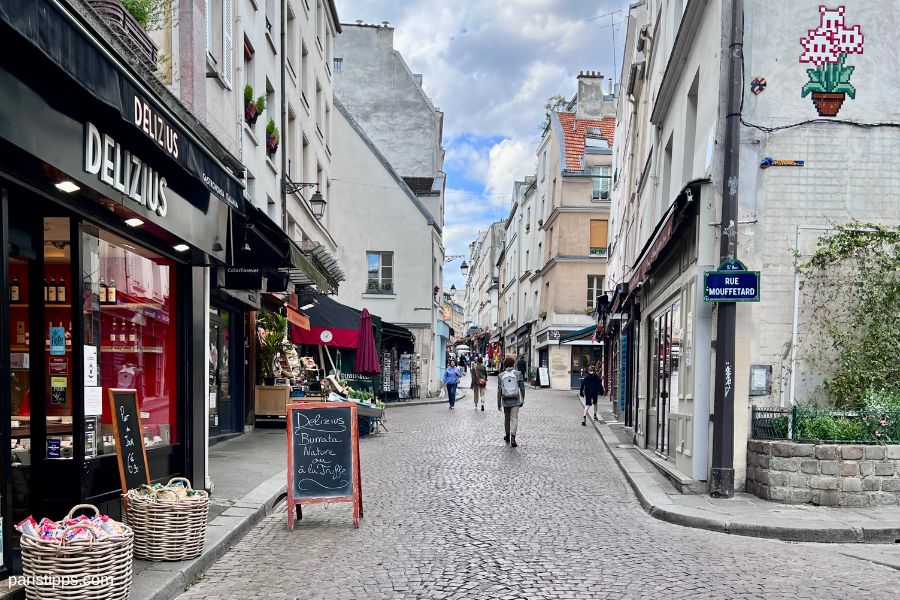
[555,112,615,171]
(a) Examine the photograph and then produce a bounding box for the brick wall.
[747,440,900,507]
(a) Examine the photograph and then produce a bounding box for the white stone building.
[604,0,900,493]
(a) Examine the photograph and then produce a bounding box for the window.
[89,228,179,453]
[587,275,605,310]
[246,171,256,203]
[333,57,343,71]
[590,220,608,256]
[367,252,393,293]
[286,4,297,75]
[301,42,309,104]
[540,152,547,181]
[592,166,611,200]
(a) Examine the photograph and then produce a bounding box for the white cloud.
[485,139,535,198]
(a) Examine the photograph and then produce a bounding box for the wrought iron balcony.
[87,0,158,71]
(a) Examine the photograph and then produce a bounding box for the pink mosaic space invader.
[799,5,865,117]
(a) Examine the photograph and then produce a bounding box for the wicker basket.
[20,504,134,600]
[124,477,209,561]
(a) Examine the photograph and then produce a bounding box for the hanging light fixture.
[310,189,327,219]
[241,226,252,252]
[460,260,469,277]
[450,284,457,298]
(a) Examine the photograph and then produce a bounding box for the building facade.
[333,22,447,395]
[532,72,614,390]
[604,0,900,493]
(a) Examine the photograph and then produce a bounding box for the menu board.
[108,388,151,491]
[286,402,362,530]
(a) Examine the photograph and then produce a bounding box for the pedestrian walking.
[516,355,527,378]
[579,365,604,426]
[442,359,462,409]
[497,355,525,447]
[458,354,467,375]
[471,356,488,411]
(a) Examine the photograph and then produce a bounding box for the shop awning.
[559,325,601,345]
[236,204,335,292]
[290,294,363,349]
[0,0,246,216]
[627,178,708,294]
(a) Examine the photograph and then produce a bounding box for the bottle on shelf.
[109,320,118,348]
[43,276,49,302]
[47,276,57,303]
[117,319,127,346]
[128,321,137,350]
[99,277,107,304]
[66,321,72,348]
[56,276,66,304]
[108,279,117,304]
[10,274,20,302]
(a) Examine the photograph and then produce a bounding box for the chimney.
[575,71,605,120]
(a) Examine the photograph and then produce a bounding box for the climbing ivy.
[797,223,900,409]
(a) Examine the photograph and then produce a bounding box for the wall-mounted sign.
[548,330,561,340]
[704,259,760,302]
[84,122,169,217]
[223,267,263,290]
[286,306,310,331]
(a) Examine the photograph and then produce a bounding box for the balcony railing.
[87,1,158,71]
[589,247,608,257]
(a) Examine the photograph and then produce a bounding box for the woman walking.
[442,359,462,409]
[471,356,488,410]
[497,356,525,447]
[579,365,604,426]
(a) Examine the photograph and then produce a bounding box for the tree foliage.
[539,94,567,131]
[121,0,172,31]
[798,223,900,408]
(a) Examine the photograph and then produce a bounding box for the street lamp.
[460,260,469,277]
[450,284,456,298]
[282,178,326,219]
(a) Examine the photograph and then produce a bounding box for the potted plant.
[265,119,280,155]
[367,278,379,292]
[585,305,595,315]
[527,367,537,386]
[799,6,864,117]
[539,310,547,320]
[381,281,393,293]
[244,85,266,125]
[256,309,288,385]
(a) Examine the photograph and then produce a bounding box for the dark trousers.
[446,384,457,407]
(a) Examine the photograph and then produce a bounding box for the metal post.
[791,405,797,442]
[710,0,743,498]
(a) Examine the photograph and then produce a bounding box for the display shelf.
[11,345,73,353]
[100,346,163,353]
[100,302,164,310]
[9,303,70,308]
[11,423,73,438]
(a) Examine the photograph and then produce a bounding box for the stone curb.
[580,395,900,545]
[134,470,287,600]
[386,390,470,408]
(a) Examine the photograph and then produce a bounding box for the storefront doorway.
[570,346,603,389]
[208,309,234,437]
[647,299,681,460]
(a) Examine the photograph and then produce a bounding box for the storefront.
[0,1,245,575]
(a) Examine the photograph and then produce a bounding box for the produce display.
[16,512,128,542]
[132,480,207,501]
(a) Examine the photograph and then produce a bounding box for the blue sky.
[334,0,628,290]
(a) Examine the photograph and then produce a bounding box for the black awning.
[0,0,245,215]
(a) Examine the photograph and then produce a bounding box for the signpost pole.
[710,0,743,499]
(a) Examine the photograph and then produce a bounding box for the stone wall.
[746,440,900,507]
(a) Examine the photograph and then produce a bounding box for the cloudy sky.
[334,0,628,291]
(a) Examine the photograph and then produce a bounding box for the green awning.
[559,325,598,344]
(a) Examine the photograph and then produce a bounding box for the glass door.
[209,309,234,436]
[650,299,681,460]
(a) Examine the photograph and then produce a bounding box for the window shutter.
[205,0,211,55]
[222,0,233,88]
[590,220,608,248]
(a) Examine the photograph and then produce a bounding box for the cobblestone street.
[180,384,900,599]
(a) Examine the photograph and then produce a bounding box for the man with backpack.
[497,355,525,447]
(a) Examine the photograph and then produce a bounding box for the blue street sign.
[704,262,760,303]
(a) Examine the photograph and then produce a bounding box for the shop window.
[591,166,611,200]
[85,228,178,455]
[590,219,608,256]
[366,252,393,294]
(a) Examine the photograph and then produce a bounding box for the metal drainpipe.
[710,0,743,499]
[280,0,287,232]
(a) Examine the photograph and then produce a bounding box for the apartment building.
[604,0,900,494]
[531,72,614,390]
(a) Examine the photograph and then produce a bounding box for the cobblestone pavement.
[179,385,900,599]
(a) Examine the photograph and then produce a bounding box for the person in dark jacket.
[516,356,527,378]
[578,365,604,426]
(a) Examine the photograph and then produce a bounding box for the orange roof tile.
[556,112,615,171]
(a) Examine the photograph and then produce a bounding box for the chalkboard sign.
[108,388,151,492]
[286,402,363,530]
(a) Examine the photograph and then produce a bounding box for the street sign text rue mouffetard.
[704,259,760,302]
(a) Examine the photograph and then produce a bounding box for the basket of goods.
[17,504,134,600]
[123,477,209,561]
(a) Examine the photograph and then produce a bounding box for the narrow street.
[180,379,900,600]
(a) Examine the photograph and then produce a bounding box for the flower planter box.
[747,440,900,507]
[87,0,158,70]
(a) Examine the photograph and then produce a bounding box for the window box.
[589,247,608,257]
